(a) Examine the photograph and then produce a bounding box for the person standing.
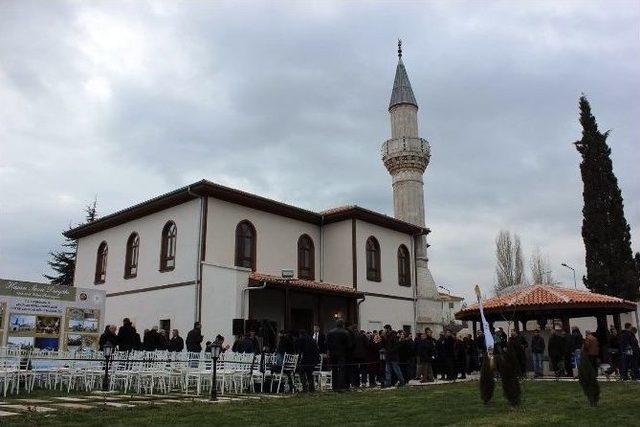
[605,327,620,377]
[561,329,574,377]
[312,325,326,354]
[531,328,545,377]
[454,334,467,380]
[414,328,436,382]
[383,326,405,387]
[186,322,204,353]
[620,323,640,380]
[548,328,565,377]
[168,329,184,352]
[326,319,351,391]
[571,326,584,369]
[435,331,446,380]
[296,329,320,392]
[99,325,118,350]
[582,330,599,371]
[116,318,137,351]
[442,330,456,381]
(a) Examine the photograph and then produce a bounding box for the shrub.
[497,351,521,406]
[578,356,600,407]
[479,352,495,405]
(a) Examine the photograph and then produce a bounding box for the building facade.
[67,45,446,342]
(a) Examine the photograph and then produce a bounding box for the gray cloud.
[1,0,638,301]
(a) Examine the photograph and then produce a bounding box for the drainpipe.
[241,281,267,319]
[188,186,204,323]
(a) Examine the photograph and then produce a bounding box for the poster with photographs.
[64,308,100,350]
[0,280,105,349]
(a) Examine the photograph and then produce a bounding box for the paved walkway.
[0,391,287,417]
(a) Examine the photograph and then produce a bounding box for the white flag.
[475,285,494,352]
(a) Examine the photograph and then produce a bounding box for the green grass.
[2,381,640,426]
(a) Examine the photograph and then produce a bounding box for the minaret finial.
[397,39,402,59]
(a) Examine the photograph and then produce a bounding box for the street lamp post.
[210,342,222,401]
[561,263,577,289]
[102,341,113,391]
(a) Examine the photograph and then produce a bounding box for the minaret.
[382,40,441,330]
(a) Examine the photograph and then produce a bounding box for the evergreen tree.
[574,96,639,301]
[44,199,98,286]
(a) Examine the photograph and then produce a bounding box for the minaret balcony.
[381,136,431,173]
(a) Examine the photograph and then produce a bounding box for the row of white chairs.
[0,347,311,396]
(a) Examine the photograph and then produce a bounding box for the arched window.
[160,221,177,271]
[235,220,256,270]
[398,244,411,287]
[94,241,108,284]
[124,232,140,279]
[297,234,315,280]
[366,236,381,282]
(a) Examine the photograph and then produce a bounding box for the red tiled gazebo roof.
[455,284,637,321]
[249,272,364,298]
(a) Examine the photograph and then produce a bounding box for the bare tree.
[530,248,555,285]
[495,230,527,294]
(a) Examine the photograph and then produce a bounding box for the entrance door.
[290,308,313,332]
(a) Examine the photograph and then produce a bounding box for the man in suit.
[296,329,321,392]
[313,324,326,354]
[326,320,351,391]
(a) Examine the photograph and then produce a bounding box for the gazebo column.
[521,319,528,331]
[613,313,622,332]
[513,316,520,332]
[561,316,570,333]
[472,321,477,339]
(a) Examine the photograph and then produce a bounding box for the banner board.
[0,279,106,351]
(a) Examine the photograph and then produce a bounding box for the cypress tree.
[574,96,639,300]
[44,199,98,286]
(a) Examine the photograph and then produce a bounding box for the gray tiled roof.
[389,58,417,110]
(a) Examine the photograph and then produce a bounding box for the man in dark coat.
[168,329,184,352]
[415,328,436,382]
[312,325,326,354]
[548,328,565,377]
[350,327,368,387]
[383,326,405,387]
[562,329,574,377]
[296,329,321,392]
[531,328,545,377]
[326,319,351,391]
[116,318,137,352]
[186,322,204,352]
[435,331,447,380]
[507,329,527,378]
[620,323,640,380]
[99,325,117,350]
[442,330,456,381]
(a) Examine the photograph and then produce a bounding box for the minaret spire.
[389,41,417,111]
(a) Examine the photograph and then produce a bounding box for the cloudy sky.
[1,0,638,300]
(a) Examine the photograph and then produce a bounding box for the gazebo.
[455,284,637,337]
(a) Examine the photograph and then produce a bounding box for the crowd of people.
[99,317,640,393]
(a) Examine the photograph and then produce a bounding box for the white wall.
[75,200,200,294]
[355,219,415,300]
[205,198,321,279]
[322,221,352,285]
[359,295,415,332]
[105,284,196,337]
[200,263,249,342]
